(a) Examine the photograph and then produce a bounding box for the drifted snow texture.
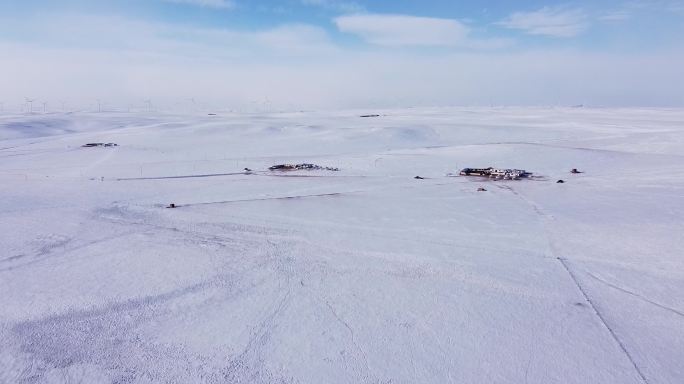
[1,107,683,384]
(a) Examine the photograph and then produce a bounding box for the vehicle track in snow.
[175,192,351,208]
[322,299,373,382]
[222,233,297,383]
[7,205,304,383]
[557,258,649,384]
[585,272,684,318]
[497,183,649,384]
[0,231,137,273]
[116,172,369,181]
[117,171,252,181]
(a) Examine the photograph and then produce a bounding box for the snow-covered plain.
[1,107,683,384]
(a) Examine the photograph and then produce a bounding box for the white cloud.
[497,6,588,38]
[1,12,683,110]
[598,10,632,22]
[627,0,684,12]
[334,14,470,46]
[0,13,336,59]
[301,0,364,13]
[163,0,234,10]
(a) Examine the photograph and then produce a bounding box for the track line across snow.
[586,272,684,318]
[558,258,649,384]
[174,191,354,208]
[498,183,649,384]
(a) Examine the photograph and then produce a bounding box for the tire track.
[558,258,649,383]
[117,171,251,181]
[499,184,649,384]
[223,232,296,383]
[175,192,352,208]
[586,272,684,318]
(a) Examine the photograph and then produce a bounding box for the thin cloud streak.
[162,0,235,10]
[497,6,588,38]
[301,0,365,13]
[335,14,470,46]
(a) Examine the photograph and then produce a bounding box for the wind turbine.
[25,97,35,114]
[96,99,102,112]
[144,98,153,112]
[42,101,48,113]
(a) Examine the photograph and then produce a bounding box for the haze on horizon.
[1,0,683,111]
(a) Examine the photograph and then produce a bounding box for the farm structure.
[459,167,532,180]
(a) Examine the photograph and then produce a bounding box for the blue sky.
[1,0,683,109]
[3,0,683,49]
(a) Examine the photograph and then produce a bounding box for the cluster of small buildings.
[459,167,532,180]
[82,143,118,148]
[269,163,340,171]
